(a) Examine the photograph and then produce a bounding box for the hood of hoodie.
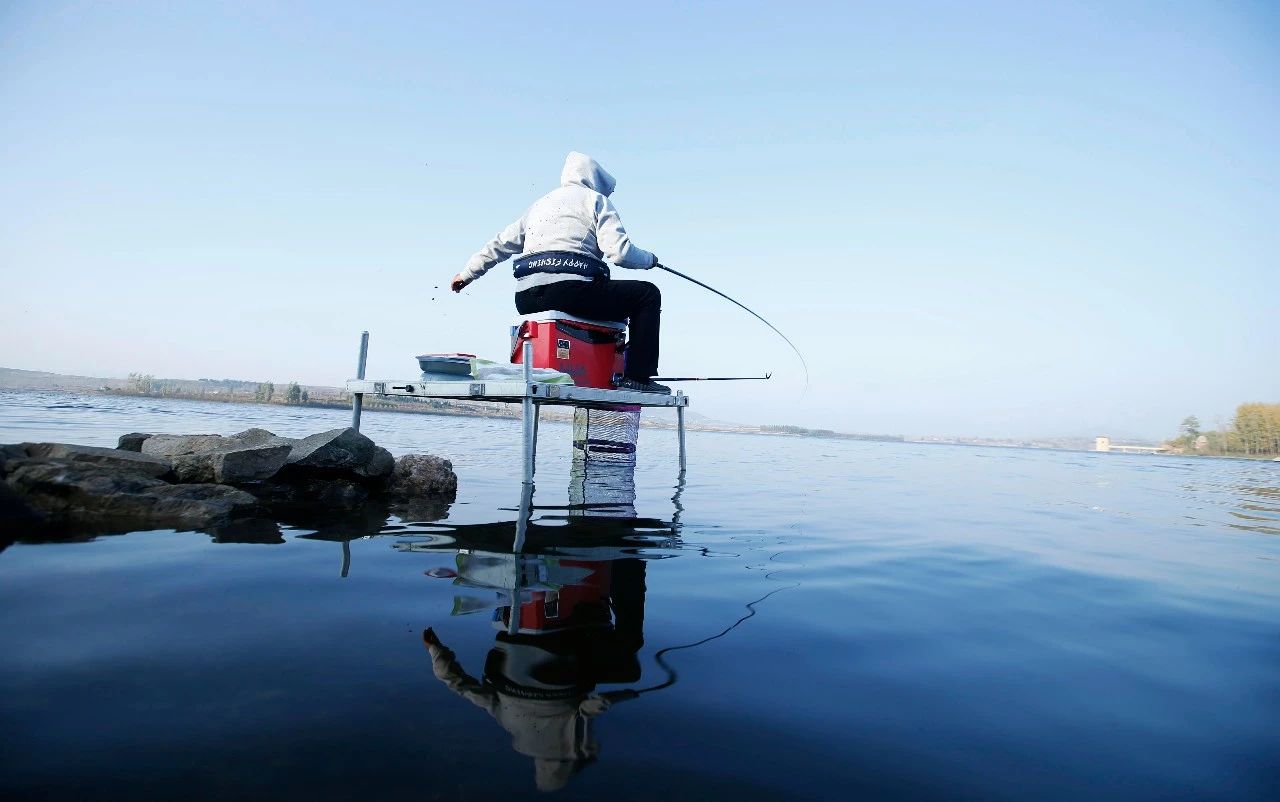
[560,152,616,197]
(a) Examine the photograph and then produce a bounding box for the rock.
[116,432,152,452]
[141,433,231,457]
[170,443,292,484]
[229,428,294,448]
[285,428,394,480]
[6,461,261,530]
[366,447,395,479]
[386,454,458,502]
[139,429,296,457]
[0,481,47,529]
[246,476,371,511]
[23,443,172,478]
[0,443,28,477]
[310,478,371,509]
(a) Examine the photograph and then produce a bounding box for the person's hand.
[423,627,441,648]
[650,255,661,268]
[450,273,468,293]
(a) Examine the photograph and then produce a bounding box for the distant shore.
[3,366,1219,455]
[0,366,857,437]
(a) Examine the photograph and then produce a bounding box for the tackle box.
[510,312,626,389]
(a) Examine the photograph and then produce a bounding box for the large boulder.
[6,460,261,530]
[140,429,296,456]
[285,428,394,481]
[141,434,230,458]
[171,442,293,484]
[386,454,458,501]
[229,428,294,448]
[116,432,152,452]
[23,443,172,479]
[0,443,28,477]
[136,429,298,483]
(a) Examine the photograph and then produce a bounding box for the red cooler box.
[510,312,626,389]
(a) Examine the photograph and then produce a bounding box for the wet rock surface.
[141,433,232,458]
[387,454,458,501]
[0,482,46,526]
[0,443,29,471]
[285,428,395,480]
[245,476,372,512]
[24,443,173,478]
[1,427,458,542]
[116,432,152,452]
[6,460,261,530]
[171,442,292,484]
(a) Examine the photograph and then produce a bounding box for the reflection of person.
[450,152,669,394]
[422,559,646,792]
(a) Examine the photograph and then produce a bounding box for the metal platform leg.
[507,479,535,634]
[521,339,536,482]
[531,404,540,467]
[513,480,533,553]
[351,331,369,431]
[677,401,687,472]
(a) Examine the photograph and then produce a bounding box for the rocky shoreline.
[0,427,457,544]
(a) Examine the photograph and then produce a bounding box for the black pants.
[515,279,661,381]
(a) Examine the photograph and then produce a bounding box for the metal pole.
[671,470,686,528]
[677,398,687,473]
[521,338,535,482]
[340,540,351,578]
[514,480,533,553]
[507,480,532,635]
[531,405,540,468]
[351,330,369,431]
[507,588,521,635]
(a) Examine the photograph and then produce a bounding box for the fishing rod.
[656,264,810,388]
[652,373,771,382]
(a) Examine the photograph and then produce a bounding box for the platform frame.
[346,332,689,481]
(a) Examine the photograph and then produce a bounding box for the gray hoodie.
[460,152,657,290]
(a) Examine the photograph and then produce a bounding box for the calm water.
[1,390,1278,801]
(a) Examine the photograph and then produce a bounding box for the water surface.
[2,390,1278,800]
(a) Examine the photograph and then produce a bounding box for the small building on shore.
[1095,435,1168,454]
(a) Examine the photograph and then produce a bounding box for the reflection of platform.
[392,515,681,557]
[346,332,690,480]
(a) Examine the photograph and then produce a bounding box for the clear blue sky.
[2,1,1277,440]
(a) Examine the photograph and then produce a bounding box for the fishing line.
[631,582,798,695]
[657,264,810,389]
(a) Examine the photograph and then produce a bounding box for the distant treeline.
[760,424,904,442]
[124,374,315,405]
[1169,404,1280,457]
[114,373,513,418]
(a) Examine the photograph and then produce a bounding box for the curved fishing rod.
[657,263,810,389]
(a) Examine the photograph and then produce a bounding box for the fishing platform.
[345,328,690,482]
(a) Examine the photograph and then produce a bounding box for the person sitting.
[451,151,668,394]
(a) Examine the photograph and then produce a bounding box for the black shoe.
[614,377,671,394]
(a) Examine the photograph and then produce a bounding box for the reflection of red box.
[510,314,626,389]
[512,561,612,633]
